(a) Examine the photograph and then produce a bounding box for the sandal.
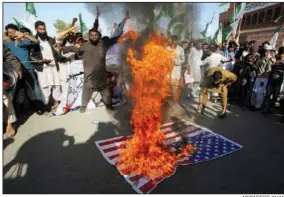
[51,103,59,113]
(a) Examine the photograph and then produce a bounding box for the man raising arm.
[62,10,130,113]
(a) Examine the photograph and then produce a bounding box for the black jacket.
[268,60,284,85]
[3,44,22,73]
[30,36,67,72]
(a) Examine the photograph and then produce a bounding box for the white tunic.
[167,45,185,81]
[202,53,230,70]
[36,38,61,88]
[187,47,203,82]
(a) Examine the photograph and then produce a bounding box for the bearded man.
[62,11,130,113]
[30,21,69,114]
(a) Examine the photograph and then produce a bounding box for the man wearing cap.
[197,67,237,118]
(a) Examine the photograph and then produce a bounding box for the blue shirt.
[228,51,235,59]
[4,39,33,73]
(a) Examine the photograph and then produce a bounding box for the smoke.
[85,3,201,40]
[85,3,155,36]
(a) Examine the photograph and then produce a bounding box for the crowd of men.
[3,7,284,138]
[3,7,130,137]
[180,38,284,120]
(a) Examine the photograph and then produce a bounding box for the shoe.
[112,98,126,107]
[51,103,59,113]
[218,111,227,119]
[80,106,86,113]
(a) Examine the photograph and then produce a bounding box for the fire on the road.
[117,32,195,182]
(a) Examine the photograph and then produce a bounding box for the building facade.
[219,3,284,48]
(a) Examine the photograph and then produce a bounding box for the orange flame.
[117,32,195,181]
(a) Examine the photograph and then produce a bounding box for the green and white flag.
[270,25,283,49]
[79,13,88,36]
[23,3,37,35]
[229,3,246,24]
[200,12,215,38]
[13,18,26,29]
[224,3,246,41]
[212,23,223,45]
[26,3,37,17]
[212,23,221,44]
[222,25,232,42]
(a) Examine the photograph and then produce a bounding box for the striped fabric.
[95,120,243,194]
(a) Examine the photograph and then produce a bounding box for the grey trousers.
[81,84,111,107]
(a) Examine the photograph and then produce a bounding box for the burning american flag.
[95,120,243,194]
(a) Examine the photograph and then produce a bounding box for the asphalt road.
[3,96,284,194]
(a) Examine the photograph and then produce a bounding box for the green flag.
[13,18,25,29]
[79,13,88,35]
[222,25,232,41]
[155,3,174,22]
[270,24,283,49]
[200,13,215,38]
[25,3,37,17]
[219,3,229,7]
[212,24,222,44]
[223,3,246,41]
[217,23,223,45]
[274,25,283,34]
[229,3,246,24]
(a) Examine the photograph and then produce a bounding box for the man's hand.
[96,6,100,18]
[17,72,23,79]
[72,18,78,26]
[125,10,130,20]
[14,31,25,39]
[23,32,30,37]
[42,59,52,64]
[71,26,79,33]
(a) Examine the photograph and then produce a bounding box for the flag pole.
[233,3,235,22]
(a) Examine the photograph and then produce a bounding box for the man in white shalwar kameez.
[167,35,185,100]
[186,41,203,98]
[31,21,68,113]
[36,37,62,106]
